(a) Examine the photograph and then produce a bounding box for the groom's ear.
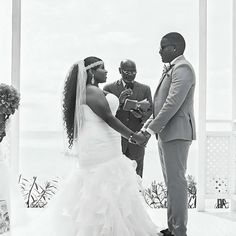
[119,67,122,75]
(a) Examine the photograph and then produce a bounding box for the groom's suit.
[147,55,196,236]
[104,79,152,177]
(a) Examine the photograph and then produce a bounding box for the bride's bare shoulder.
[86,85,106,105]
[86,85,103,96]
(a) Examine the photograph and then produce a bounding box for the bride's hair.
[62,56,103,148]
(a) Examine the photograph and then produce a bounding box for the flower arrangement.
[18,175,59,208]
[0,83,20,142]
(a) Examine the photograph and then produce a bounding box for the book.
[123,99,150,112]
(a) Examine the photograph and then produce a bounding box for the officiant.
[103,59,152,177]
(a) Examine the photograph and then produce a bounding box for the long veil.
[63,60,103,157]
[66,60,87,157]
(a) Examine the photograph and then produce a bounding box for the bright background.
[0,0,233,185]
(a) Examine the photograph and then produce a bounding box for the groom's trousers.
[158,139,191,236]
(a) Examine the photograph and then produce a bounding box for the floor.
[148,208,236,236]
[8,207,236,236]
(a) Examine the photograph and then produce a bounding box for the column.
[197,0,207,211]
[231,0,236,211]
[11,0,21,176]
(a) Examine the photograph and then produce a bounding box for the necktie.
[125,82,134,90]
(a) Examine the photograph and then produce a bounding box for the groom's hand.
[141,118,153,130]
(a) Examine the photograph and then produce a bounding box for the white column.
[10,0,21,176]
[232,0,236,131]
[197,0,207,212]
[231,0,236,211]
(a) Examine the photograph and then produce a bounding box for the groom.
[134,32,196,236]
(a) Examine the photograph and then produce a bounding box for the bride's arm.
[86,86,133,140]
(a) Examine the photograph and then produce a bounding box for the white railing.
[205,132,233,197]
[200,118,236,211]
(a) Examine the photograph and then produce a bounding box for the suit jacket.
[149,55,196,142]
[103,79,152,157]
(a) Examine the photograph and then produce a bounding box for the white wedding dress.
[14,93,158,236]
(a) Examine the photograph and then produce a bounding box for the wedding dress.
[13,93,158,236]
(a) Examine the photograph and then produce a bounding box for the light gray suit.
[148,55,196,236]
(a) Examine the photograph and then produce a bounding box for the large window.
[17,0,198,182]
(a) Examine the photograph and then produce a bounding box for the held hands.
[129,131,151,147]
[119,89,133,104]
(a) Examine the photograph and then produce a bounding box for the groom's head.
[159,32,185,63]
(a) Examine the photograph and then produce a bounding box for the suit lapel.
[116,79,139,99]
[153,73,167,116]
[116,79,125,96]
[153,56,185,98]
[154,73,166,98]
[130,81,139,99]
[153,55,186,109]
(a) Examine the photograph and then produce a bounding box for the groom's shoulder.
[174,56,193,68]
[174,57,195,73]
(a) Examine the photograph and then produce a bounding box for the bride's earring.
[91,74,95,85]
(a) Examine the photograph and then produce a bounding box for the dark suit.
[103,79,152,177]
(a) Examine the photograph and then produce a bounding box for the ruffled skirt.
[14,156,158,236]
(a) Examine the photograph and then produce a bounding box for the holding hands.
[128,118,154,147]
[129,130,151,147]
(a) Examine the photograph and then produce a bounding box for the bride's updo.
[62,56,103,148]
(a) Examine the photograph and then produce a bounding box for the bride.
[14,56,159,236]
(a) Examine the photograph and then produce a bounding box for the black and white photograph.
[0,0,236,235]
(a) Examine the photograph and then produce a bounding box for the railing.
[201,119,236,210]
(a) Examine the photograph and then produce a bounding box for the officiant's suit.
[147,55,196,236]
[103,79,152,177]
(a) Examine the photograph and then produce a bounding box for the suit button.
[126,118,129,121]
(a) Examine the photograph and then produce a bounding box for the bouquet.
[0,83,20,142]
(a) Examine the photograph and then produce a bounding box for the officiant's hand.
[119,89,133,104]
